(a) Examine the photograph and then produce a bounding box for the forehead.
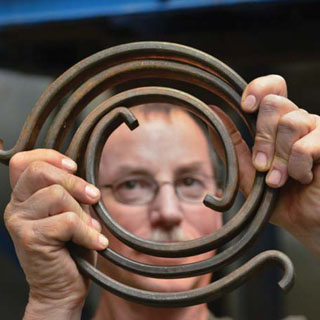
[99,108,212,179]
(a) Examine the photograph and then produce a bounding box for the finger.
[9,149,77,188]
[266,110,316,188]
[287,125,320,185]
[209,105,255,197]
[252,95,298,172]
[20,184,102,231]
[241,75,288,113]
[12,161,100,204]
[33,212,108,251]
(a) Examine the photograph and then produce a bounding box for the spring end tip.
[203,194,219,211]
[278,273,295,293]
[128,118,139,131]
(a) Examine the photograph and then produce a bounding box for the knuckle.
[278,110,312,137]
[250,78,268,93]
[272,74,286,86]
[9,152,25,171]
[64,211,79,229]
[4,200,14,217]
[50,184,68,203]
[246,75,287,99]
[38,148,57,158]
[4,211,19,232]
[27,161,47,180]
[290,109,309,119]
[63,173,78,191]
[254,133,274,146]
[314,114,320,123]
[298,108,308,116]
[260,94,281,111]
[278,115,298,134]
[11,185,26,203]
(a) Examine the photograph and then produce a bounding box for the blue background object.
[0,0,301,27]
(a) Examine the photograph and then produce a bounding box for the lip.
[133,250,206,267]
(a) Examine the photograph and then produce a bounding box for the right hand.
[211,75,320,258]
[4,149,109,319]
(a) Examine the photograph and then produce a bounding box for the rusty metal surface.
[0,41,294,307]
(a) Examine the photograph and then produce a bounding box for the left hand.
[214,75,320,257]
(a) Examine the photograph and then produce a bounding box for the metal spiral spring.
[0,42,294,307]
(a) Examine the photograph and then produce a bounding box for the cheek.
[102,195,151,237]
[183,205,222,236]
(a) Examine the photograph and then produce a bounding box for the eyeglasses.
[101,174,214,206]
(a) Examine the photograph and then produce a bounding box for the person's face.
[98,108,222,293]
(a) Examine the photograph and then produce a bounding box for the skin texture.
[95,108,220,320]
[3,75,320,320]
[97,109,220,291]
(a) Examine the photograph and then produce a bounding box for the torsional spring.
[0,42,294,307]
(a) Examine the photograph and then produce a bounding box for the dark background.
[0,1,319,319]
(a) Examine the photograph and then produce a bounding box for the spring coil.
[0,42,294,307]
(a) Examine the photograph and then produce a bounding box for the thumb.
[208,105,255,197]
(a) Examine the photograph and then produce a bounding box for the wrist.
[24,294,84,320]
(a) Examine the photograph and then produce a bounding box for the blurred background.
[0,1,320,319]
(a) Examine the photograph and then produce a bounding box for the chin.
[98,254,212,297]
[127,273,204,293]
[98,233,215,294]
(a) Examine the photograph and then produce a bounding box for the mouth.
[134,233,205,266]
[148,227,191,243]
[134,253,193,266]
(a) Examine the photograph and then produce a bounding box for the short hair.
[131,103,224,188]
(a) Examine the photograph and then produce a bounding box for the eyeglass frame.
[100,173,216,206]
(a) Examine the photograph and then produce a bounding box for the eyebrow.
[115,166,153,177]
[99,161,212,186]
[99,165,153,186]
[174,162,210,176]
[117,162,210,177]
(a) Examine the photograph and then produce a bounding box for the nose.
[149,183,183,230]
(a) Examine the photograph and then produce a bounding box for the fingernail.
[254,152,268,170]
[98,234,109,248]
[267,169,282,186]
[243,95,257,111]
[62,158,77,171]
[91,218,102,231]
[85,185,100,199]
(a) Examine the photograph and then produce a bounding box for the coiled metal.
[0,42,294,307]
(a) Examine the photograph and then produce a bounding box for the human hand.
[4,149,109,320]
[215,74,320,257]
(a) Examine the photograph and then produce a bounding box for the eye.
[176,176,206,201]
[118,177,153,192]
[123,180,139,190]
[114,177,154,205]
[180,177,202,187]
[117,178,151,192]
